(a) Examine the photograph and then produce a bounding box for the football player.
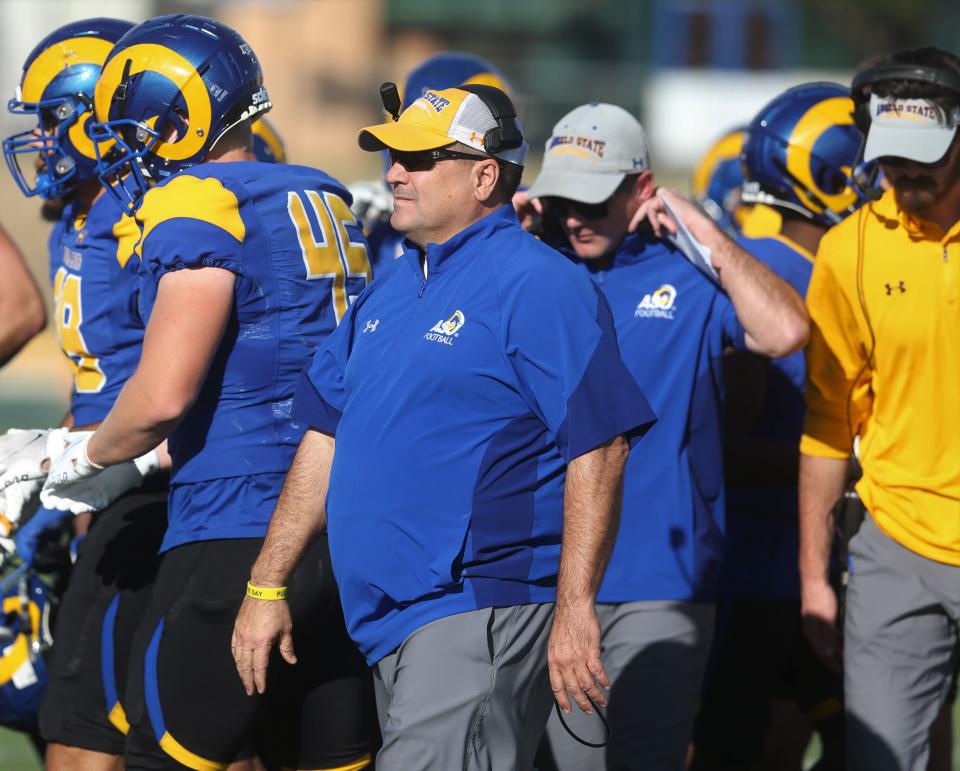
[691,126,781,239]
[351,51,512,278]
[0,18,174,771]
[42,14,375,770]
[691,82,872,771]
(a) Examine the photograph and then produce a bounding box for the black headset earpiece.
[850,63,960,135]
[455,83,523,155]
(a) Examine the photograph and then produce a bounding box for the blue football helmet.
[401,52,511,110]
[0,573,52,731]
[251,117,286,164]
[90,14,271,213]
[741,82,876,227]
[3,18,134,200]
[692,128,747,235]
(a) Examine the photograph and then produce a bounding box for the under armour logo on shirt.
[364,319,380,333]
[884,281,907,295]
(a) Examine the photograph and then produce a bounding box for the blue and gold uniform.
[1,16,170,759]
[123,161,374,771]
[129,161,371,551]
[40,187,170,758]
[49,195,143,426]
[693,234,845,769]
[720,234,813,600]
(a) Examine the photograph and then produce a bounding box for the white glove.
[0,428,67,536]
[40,432,161,515]
[0,429,49,469]
[347,180,393,231]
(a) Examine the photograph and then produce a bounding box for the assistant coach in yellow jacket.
[798,48,960,771]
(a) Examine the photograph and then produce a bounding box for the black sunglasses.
[543,197,612,220]
[388,148,490,172]
[542,175,639,221]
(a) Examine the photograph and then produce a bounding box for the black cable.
[553,697,612,748]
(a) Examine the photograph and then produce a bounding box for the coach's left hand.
[547,600,609,715]
[231,594,297,696]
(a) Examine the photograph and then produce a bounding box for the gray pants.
[844,515,960,771]
[373,603,555,770]
[542,600,715,771]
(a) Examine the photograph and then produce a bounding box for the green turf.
[1,703,957,769]
[0,727,41,770]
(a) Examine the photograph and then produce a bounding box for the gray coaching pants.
[542,600,715,771]
[373,603,555,771]
[844,514,960,771]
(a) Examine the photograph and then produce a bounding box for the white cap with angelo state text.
[526,102,650,204]
[864,93,960,164]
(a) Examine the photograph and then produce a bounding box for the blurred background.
[2,0,960,425]
[0,2,957,764]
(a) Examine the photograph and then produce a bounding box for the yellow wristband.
[246,581,287,601]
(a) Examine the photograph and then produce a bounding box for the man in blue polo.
[232,85,656,770]
[525,103,809,770]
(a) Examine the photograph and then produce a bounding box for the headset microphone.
[380,82,401,122]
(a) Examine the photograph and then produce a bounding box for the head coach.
[232,83,656,769]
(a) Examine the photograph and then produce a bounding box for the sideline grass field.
[1,709,960,769]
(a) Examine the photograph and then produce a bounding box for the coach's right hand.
[231,593,297,696]
[801,579,841,671]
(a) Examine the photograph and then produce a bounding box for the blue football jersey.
[569,232,747,603]
[720,234,813,599]
[130,161,371,549]
[49,194,144,426]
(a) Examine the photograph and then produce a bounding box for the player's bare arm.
[631,189,809,357]
[548,434,627,715]
[232,429,335,696]
[0,223,45,366]
[798,452,847,670]
[87,267,236,466]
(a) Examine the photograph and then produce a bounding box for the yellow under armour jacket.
[801,188,960,565]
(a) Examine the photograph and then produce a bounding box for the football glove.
[0,429,50,470]
[0,428,67,537]
[40,432,160,515]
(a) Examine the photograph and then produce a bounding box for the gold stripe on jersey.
[114,211,142,269]
[136,175,245,258]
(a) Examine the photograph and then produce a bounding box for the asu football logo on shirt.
[634,284,678,320]
[425,310,465,346]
